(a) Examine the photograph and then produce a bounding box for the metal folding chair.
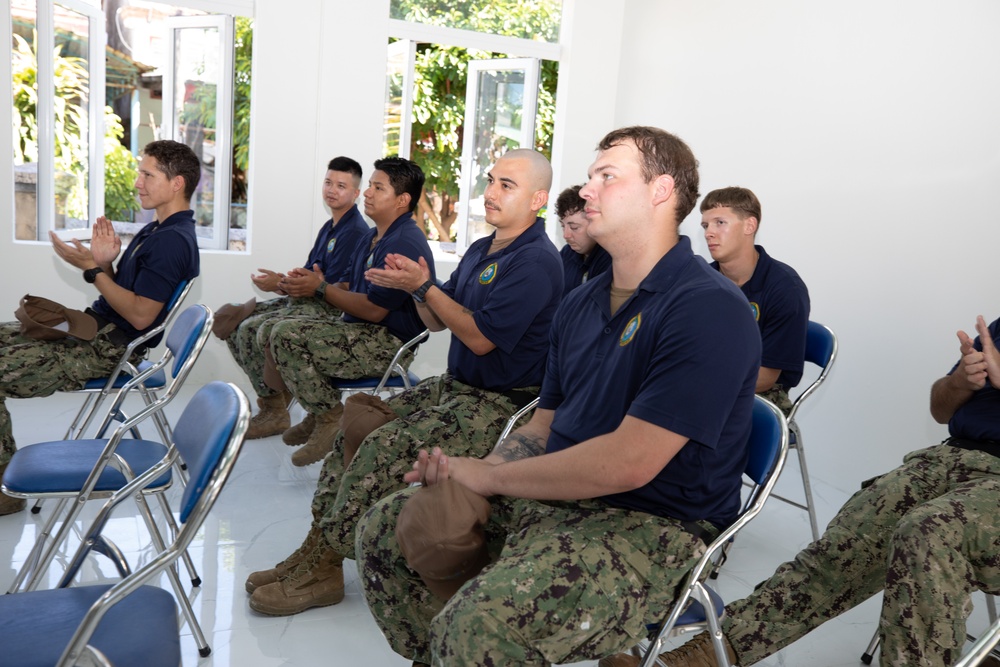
[769,320,837,541]
[61,278,195,444]
[0,380,250,665]
[330,328,429,397]
[619,396,789,667]
[2,305,214,601]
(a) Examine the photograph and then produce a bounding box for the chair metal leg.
[134,492,211,656]
[8,498,67,593]
[791,428,820,542]
[156,493,201,587]
[860,629,879,665]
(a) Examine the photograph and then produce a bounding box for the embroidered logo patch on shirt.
[327,238,336,253]
[619,313,642,347]
[749,301,760,321]
[479,262,498,285]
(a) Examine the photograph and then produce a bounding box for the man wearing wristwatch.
[243,148,562,618]
[0,140,200,515]
[263,156,435,467]
[217,157,368,442]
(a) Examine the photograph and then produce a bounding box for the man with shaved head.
[244,148,563,617]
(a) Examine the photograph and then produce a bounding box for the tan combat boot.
[290,405,343,467]
[598,631,737,667]
[248,541,345,616]
[245,524,322,594]
[245,390,291,440]
[281,412,316,447]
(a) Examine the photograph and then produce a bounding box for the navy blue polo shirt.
[948,315,1000,442]
[90,210,200,344]
[560,243,612,297]
[441,218,562,391]
[305,204,368,284]
[712,245,809,389]
[541,236,761,528]
[342,212,434,342]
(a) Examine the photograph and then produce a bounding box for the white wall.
[614,0,1000,495]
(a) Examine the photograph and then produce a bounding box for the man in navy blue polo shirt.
[355,127,761,666]
[244,149,562,617]
[263,157,435,468]
[0,139,200,515]
[635,314,1000,667]
[701,186,810,414]
[217,156,368,441]
[557,184,611,296]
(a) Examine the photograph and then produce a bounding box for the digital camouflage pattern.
[312,374,536,560]
[758,385,793,416]
[225,296,341,398]
[0,320,130,465]
[358,488,709,666]
[267,318,408,415]
[721,444,1000,667]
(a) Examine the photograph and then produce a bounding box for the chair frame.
[4,305,214,611]
[0,381,249,666]
[61,279,195,445]
[770,320,837,541]
[630,396,790,667]
[331,328,430,395]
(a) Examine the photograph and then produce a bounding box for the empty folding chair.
[0,380,250,665]
[2,304,214,600]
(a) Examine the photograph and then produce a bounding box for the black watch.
[315,280,328,299]
[83,267,103,284]
[412,280,434,303]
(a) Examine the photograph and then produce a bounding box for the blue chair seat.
[4,439,171,494]
[0,583,180,667]
[331,370,420,390]
[82,360,167,391]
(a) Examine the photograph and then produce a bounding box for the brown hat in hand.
[212,298,256,340]
[395,479,492,601]
[15,295,97,341]
[341,393,396,465]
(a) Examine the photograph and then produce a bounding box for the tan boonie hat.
[15,295,97,341]
[212,298,256,339]
[395,479,492,601]
[341,393,396,465]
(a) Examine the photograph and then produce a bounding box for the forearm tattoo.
[492,432,546,462]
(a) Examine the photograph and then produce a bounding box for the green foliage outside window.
[392,0,560,241]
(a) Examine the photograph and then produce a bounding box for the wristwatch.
[315,280,328,299]
[83,267,103,284]
[412,280,434,303]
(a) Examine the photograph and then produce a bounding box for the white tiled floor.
[2,387,995,666]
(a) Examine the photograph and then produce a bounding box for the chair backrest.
[56,381,249,665]
[787,321,838,422]
[138,278,195,351]
[495,397,540,446]
[92,305,213,438]
[953,615,1000,667]
[164,304,212,379]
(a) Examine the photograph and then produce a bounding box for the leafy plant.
[103,108,139,221]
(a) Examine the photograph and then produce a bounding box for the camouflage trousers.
[0,321,128,465]
[268,318,405,415]
[724,443,1000,667]
[225,296,341,398]
[758,386,793,416]
[312,374,535,560]
[357,489,710,666]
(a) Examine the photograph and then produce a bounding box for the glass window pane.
[12,0,38,241]
[389,0,562,43]
[53,2,91,232]
[464,68,528,244]
[171,25,220,239]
